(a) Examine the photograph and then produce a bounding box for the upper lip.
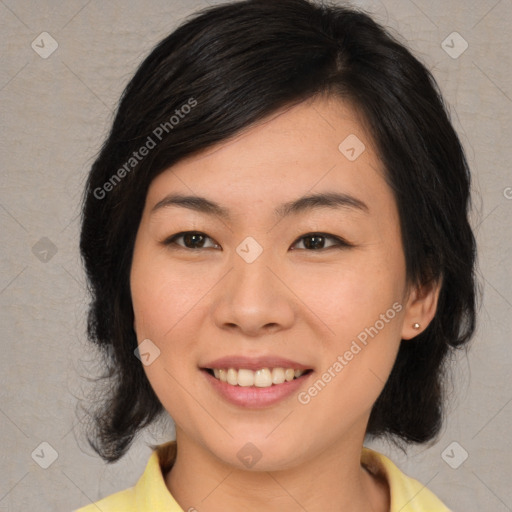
[201,356,312,371]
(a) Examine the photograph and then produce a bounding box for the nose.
[211,250,296,337]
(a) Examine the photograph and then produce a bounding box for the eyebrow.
[151,191,369,219]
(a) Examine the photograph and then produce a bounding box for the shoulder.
[73,442,181,512]
[362,447,452,512]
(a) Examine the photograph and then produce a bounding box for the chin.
[203,433,305,472]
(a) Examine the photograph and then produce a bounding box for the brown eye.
[291,233,351,250]
[164,232,220,249]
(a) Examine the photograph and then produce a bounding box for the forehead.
[145,96,390,219]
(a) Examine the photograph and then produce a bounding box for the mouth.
[202,367,314,388]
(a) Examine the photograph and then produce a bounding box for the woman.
[76,0,476,510]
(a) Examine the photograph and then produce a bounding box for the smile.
[206,367,311,388]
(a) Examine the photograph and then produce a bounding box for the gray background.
[1,0,511,510]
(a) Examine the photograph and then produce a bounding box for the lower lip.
[202,369,313,408]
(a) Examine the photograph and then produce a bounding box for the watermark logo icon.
[31,32,58,59]
[236,236,263,263]
[338,134,365,161]
[134,338,161,366]
[441,32,468,59]
[31,441,58,469]
[32,237,58,263]
[237,442,262,468]
[441,441,468,469]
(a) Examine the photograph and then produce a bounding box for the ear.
[401,278,442,340]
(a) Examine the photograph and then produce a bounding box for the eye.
[163,231,220,250]
[291,233,352,251]
[162,231,351,251]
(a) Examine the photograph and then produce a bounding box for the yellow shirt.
[74,441,451,511]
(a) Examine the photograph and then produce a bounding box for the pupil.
[184,233,204,248]
[305,235,324,250]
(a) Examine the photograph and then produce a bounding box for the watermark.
[134,338,161,366]
[237,442,262,468]
[31,441,59,469]
[236,236,263,263]
[297,301,402,405]
[338,134,365,161]
[441,441,468,469]
[441,32,468,60]
[32,236,58,263]
[93,97,198,200]
[504,187,512,200]
[31,32,58,59]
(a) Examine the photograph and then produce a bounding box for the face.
[130,95,425,471]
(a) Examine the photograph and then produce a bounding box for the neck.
[165,429,389,512]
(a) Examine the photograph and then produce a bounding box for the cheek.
[295,284,403,432]
[130,246,211,425]
[130,243,224,403]
[290,253,405,341]
[131,243,212,342]
[288,252,405,411]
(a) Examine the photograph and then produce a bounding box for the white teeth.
[254,368,272,387]
[237,369,254,387]
[227,368,238,386]
[285,368,295,382]
[210,367,307,387]
[271,367,285,384]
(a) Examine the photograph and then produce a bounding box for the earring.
[413,323,421,330]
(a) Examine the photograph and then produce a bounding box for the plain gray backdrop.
[1,0,511,511]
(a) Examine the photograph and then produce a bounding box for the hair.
[79,0,477,462]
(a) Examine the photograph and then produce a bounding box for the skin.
[130,95,440,512]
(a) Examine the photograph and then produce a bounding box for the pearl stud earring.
[413,323,421,330]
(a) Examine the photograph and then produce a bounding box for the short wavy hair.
[79,0,477,462]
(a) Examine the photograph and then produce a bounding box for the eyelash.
[161,231,353,251]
